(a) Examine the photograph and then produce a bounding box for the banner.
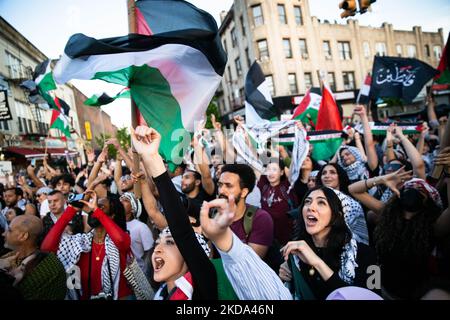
[0,90,13,121]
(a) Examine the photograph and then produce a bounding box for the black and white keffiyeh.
[120,192,142,218]
[160,227,210,257]
[331,189,370,245]
[337,146,369,182]
[338,237,358,284]
[57,231,121,300]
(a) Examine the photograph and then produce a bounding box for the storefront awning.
[4,147,79,158]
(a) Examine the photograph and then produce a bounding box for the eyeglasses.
[120,175,132,182]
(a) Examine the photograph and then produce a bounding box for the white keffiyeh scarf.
[57,231,121,300]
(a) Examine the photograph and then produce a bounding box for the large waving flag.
[21,59,58,109]
[370,56,439,103]
[54,0,227,167]
[50,99,71,139]
[245,61,278,126]
[291,87,321,127]
[84,88,131,107]
[433,32,450,90]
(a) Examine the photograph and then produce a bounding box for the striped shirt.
[218,233,293,300]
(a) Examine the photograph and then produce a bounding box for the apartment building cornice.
[0,16,47,63]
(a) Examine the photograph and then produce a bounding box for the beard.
[182,183,195,194]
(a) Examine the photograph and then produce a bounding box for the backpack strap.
[243,205,257,243]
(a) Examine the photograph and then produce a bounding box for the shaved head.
[12,215,43,243]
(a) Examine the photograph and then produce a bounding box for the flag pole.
[127,0,142,199]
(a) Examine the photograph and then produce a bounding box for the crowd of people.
[0,98,449,300]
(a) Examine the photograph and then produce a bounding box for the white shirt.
[245,186,261,208]
[39,199,50,217]
[126,219,154,273]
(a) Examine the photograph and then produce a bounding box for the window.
[231,28,237,48]
[328,72,336,92]
[323,41,332,58]
[343,72,355,90]
[240,16,246,36]
[6,51,22,79]
[223,40,227,54]
[283,39,292,58]
[294,6,303,25]
[424,44,430,57]
[396,44,402,57]
[363,42,370,58]
[278,4,287,24]
[227,66,233,81]
[304,72,313,89]
[288,73,298,94]
[376,42,387,56]
[266,75,275,96]
[235,57,242,76]
[245,48,251,67]
[407,45,417,58]
[252,5,264,26]
[338,41,352,60]
[434,46,442,60]
[299,39,308,59]
[257,39,269,60]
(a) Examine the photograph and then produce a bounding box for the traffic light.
[359,0,376,14]
[339,0,357,18]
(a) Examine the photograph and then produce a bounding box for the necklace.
[92,242,104,261]
[309,266,315,276]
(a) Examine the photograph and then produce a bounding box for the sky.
[0,0,448,129]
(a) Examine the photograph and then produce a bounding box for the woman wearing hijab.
[349,168,449,299]
[279,186,377,300]
[41,192,132,300]
[315,163,370,245]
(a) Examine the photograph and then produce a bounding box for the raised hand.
[105,138,120,149]
[211,114,222,130]
[200,196,236,243]
[382,167,413,197]
[97,146,108,163]
[420,122,430,139]
[392,125,404,139]
[353,105,367,119]
[86,148,95,163]
[79,190,98,213]
[386,123,395,143]
[434,146,450,168]
[233,115,245,127]
[130,126,161,157]
[131,171,146,184]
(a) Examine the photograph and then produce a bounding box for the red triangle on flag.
[316,85,342,131]
[291,89,311,119]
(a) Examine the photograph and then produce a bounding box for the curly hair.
[293,186,352,271]
[374,193,441,263]
[316,163,351,195]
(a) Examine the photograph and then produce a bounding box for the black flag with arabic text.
[370,56,439,103]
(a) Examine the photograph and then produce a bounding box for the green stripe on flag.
[310,138,343,161]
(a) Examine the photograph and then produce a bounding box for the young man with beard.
[218,164,274,259]
[1,188,35,219]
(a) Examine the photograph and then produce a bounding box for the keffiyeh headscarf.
[120,192,142,218]
[153,228,210,300]
[403,178,443,209]
[337,146,369,182]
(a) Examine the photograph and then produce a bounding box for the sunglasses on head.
[120,175,132,182]
[383,163,402,173]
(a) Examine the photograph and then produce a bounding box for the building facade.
[71,86,118,152]
[217,0,444,124]
[0,17,84,168]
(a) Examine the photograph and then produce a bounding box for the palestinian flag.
[316,84,343,132]
[50,109,71,138]
[291,87,321,127]
[54,97,70,116]
[355,122,423,135]
[308,130,343,161]
[357,75,372,105]
[34,59,57,93]
[54,0,226,168]
[433,32,450,90]
[245,61,277,126]
[84,88,131,107]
